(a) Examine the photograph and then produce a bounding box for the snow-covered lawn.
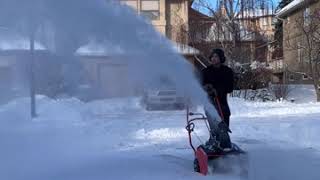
[1,89,320,180]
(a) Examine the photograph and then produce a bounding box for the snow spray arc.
[0,0,221,120]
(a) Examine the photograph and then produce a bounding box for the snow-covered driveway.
[1,96,320,180]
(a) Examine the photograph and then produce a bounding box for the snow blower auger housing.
[185,107,246,176]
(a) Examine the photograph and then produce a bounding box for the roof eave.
[276,0,305,18]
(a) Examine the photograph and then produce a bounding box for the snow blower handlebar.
[186,96,229,155]
[186,106,196,153]
[186,106,208,154]
[188,112,206,117]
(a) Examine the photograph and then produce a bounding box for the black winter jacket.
[201,65,234,117]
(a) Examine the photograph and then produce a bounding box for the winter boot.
[215,121,232,149]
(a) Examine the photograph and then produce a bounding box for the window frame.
[304,7,311,26]
[289,74,295,81]
[140,0,160,21]
[119,0,138,10]
[302,74,309,80]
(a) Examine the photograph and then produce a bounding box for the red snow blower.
[185,98,246,175]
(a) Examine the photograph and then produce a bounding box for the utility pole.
[30,27,37,118]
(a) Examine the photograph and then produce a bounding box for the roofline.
[236,14,275,20]
[189,0,195,6]
[276,0,313,18]
[189,7,213,20]
[0,49,50,55]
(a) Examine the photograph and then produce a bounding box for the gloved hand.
[204,84,217,96]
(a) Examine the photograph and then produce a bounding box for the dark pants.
[205,108,230,130]
[205,111,230,130]
[210,97,230,127]
[224,115,230,128]
[205,109,231,149]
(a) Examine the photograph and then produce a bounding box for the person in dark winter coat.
[201,48,234,149]
[202,49,234,126]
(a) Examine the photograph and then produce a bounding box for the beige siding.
[282,0,320,74]
[119,0,189,43]
[151,0,167,35]
[165,0,189,43]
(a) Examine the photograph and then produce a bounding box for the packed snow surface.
[1,88,320,180]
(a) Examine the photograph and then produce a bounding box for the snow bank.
[229,85,320,150]
[230,97,320,118]
[287,85,317,103]
[232,114,320,151]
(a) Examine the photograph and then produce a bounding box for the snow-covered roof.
[75,40,124,56]
[172,42,200,55]
[0,28,199,56]
[0,30,45,50]
[0,39,45,51]
[76,40,200,57]
[276,0,304,17]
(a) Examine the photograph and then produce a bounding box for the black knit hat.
[209,48,226,63]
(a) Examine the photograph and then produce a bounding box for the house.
[119,0,190,45]
[118,0,201,64]
[76,0,201,98]
[237,9,276,64]
[276,0,320,84]
[0,49,65,102]
[188,1,275,66]
[0,0,201,101]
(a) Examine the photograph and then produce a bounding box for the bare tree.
[182,0,275,99]
[191,0,244,63]
[190,0,275,66]
[269,83,294,101]
[168,1,276,98]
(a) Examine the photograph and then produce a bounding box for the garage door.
[98,64,132,98]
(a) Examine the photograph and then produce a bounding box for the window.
[297,42,302,62]
[271,17,277,25]
[302,74,309,80]
[304,8,311,26]
[140,0,160,20]
[262,17,268,26]
[289,74,294,81]
[120,0,138,10]
[195,31,202,42]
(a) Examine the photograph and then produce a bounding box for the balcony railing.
[268,58,284,72]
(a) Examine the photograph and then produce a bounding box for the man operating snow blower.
[186,48,246,176]
[201,48,234,150]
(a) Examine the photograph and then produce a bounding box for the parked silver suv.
[142,89,186,110]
